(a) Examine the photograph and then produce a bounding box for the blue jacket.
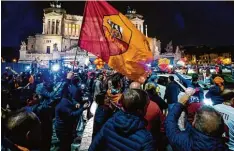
[89,110,155,151]
[165,81,180,104]
[55,98,84,135]
[165,103,228,151]
[68,84,82,103]
[176,73,204,102]
[205,86,224,105]
[93,105,113,137]
[147,74,158,87]
[36,82,66,100]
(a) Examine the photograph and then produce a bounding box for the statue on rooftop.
[127,6,131,13]
[20,41,27,51]
[174,46,182,61]
[165,40,173,53]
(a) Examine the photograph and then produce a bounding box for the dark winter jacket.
[68,84,82,103]
[206,85,224,105]
[147,92,168,111]
[164,81,180,104]
[55,98,84,135]
[93,105,113,138]
[89,110,155,151]
[165,103,228,151]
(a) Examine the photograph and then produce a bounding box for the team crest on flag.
[103,14,132,56]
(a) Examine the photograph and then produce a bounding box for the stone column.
[72,24,75,36]
[47,20,49,34]
[71,24,73,36]
[50,20,52,34]
[145,25,148,37]
[54,20,57,34]
[69,24,71,36]
[137,23,140,31]
[58,20,61,35]
[141,24,143,33]
[45,20,48,34]
[42,23,45,34]
[74,24,76,36]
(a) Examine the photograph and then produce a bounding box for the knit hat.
[144,82,156,91]
[192,74,199,81]
[213,76,224,91]
[213,76,224,85]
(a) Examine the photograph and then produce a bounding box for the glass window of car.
[157,76,169,86]
[175,81,185,92]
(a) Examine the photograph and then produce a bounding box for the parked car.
[157,74,187,101]
[157,73,208,102]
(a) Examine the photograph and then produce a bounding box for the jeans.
[56,132,73,151]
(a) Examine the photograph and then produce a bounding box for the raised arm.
[165,95,190,149]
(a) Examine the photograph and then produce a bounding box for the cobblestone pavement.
[79,117,94,151]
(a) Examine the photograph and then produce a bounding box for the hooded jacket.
[206,85,224,105]
[165,103,228,151]
[55,98,84,135]
[89,110,155,151]
[164,81,180,104]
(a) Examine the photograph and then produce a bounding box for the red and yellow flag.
[79,1,153,83]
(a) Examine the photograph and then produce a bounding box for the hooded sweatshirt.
[89,110,155,151]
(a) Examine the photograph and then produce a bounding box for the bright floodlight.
[203,99,213,106]
[146,64,151,67]
[25,66,31,70]
[52,64,60,72]
[89,66,93,70]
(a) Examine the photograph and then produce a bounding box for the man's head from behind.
[193,105,224,137]
[169,76,174,83]
[129,82,141,89]
[122,89,149,116]
[144,82,157,95]
[221,89,234,106]
[4,108,41,149]
[192,73,199,84]
[97,73,104,81]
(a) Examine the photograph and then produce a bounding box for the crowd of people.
[1,65,234,151]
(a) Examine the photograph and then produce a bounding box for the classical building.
[19,2,161,67]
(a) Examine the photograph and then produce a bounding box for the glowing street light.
[13,59,17,62]
[52,64,60,72]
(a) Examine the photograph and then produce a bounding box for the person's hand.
[179,94,190,106]
[195,88,200,92]
[5,67,11,70]
[75,103,80,109]
[67,71,74,80]
[83,102,90,110]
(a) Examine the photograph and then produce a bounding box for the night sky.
[2,1,234,51]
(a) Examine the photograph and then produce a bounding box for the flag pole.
[73,0,88,72]
[72,46,78,71]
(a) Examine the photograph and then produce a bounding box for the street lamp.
[13,59,17,62]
